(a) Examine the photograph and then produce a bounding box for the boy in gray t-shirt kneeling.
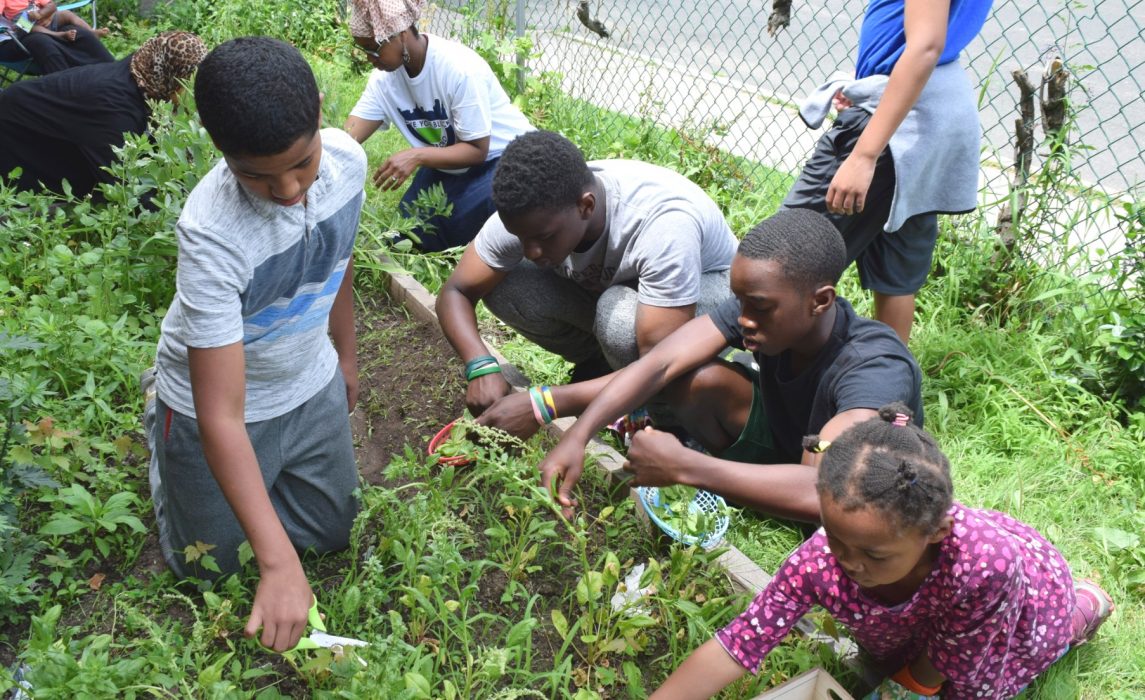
[144,37,367,653]
[437,130,737,420]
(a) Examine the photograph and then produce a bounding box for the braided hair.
[812,402,953,534]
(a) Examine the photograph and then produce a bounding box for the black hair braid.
[491,130,595,218]
[816,402,953,533]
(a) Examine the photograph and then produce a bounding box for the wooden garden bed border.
[383,261,876,693]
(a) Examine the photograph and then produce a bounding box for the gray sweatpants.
[483,261,732,370]
[144,368,358,578]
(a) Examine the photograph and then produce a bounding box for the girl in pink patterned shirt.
[651,403,1112,699]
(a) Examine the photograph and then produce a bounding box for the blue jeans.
[399,156,500,252]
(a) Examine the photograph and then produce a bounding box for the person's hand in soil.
[466,371,511,417]
[538,438,584,519]
[246,560,314,652]
[476,391,542,440]
[623,426,692,486]
[372,148,421,191]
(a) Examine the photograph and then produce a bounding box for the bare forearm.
[343,115,382,144]
[680,454,820,522]
[565,356,672,444]
[403,141,487,171]
[852,0,946,160]
[566,317,726,444]
[651,638,747,699]
[329,258,356,362]
[549,374,618,418]
[436,287,491,361]
[851,50,939,159]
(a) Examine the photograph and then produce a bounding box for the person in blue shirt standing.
[782,0,993,344]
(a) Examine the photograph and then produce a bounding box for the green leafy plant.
[1096,514,1145,596]
[38,484,147,562]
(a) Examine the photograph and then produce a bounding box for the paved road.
[443,0,1143,191]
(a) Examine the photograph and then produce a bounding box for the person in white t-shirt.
[344,0,533,251]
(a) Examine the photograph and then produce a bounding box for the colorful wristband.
[464,355,499,381]
[890,666,942,696]
[466,364,503,381]
[540,386,558,422]
[528,386,546,425]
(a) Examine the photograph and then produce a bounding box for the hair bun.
[895,460,918,492]
[878,402,915,423]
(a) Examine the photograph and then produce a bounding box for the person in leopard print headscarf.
[0,30,207,197]
[129,30,208,101]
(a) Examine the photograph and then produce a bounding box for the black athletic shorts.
[782,107,938,296]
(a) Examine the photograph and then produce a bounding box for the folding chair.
[0,1,99,88]
[57,0,98,29]
[0,18,40,88]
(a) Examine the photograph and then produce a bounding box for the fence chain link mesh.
[423,0,1143,294]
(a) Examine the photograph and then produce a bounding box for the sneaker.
[1070,579,1113,646]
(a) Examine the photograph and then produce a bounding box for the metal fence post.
[514,0,526,95]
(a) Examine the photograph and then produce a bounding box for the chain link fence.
[423,0,1143,290]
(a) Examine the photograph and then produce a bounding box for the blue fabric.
[398,157,500,252]
[855,0,993,78]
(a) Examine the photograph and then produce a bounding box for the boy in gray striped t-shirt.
[144,37,366,654]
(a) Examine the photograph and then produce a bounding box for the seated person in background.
[436,129,738,420]
[17,0,110,38]
[532,209,923,519]
[343,0,533,252]
[0,31,206,198]
[651,405,1113,700]
[0,0,113,73]
[145,37,367,653]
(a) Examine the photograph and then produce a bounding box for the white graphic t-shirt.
[349,34,533,174]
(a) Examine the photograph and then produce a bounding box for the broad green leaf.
[1095,527,1140,551]
[39,515,85,536]
[404,672,432,698]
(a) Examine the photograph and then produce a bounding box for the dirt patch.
[352,293,468,485]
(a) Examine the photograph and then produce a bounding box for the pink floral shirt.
[717,503,1075,698]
